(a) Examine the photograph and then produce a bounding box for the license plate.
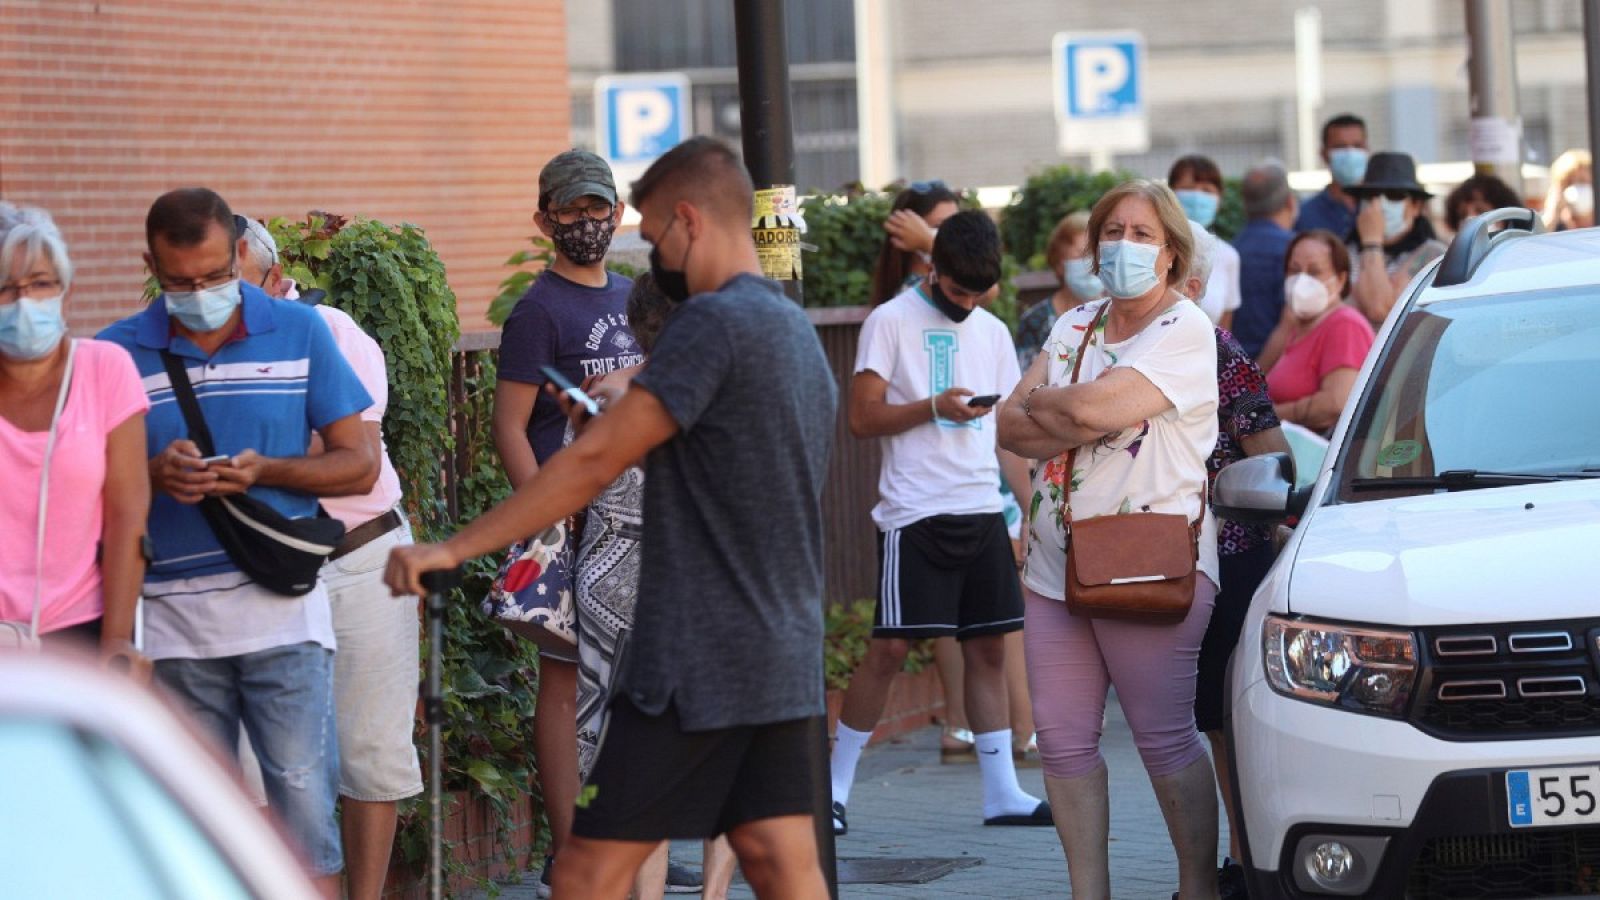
[1506,765,1600,828]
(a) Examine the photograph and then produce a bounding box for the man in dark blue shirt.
[1231,164,1298,358]
[1295,114,1370,238]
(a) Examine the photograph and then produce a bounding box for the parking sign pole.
[733,0,805,307]
[1585,0,1600,168]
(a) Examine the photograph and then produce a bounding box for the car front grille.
[1410,619,1600,741]
[1405,830,1600,899]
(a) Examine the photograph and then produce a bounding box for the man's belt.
[329,508,404,561]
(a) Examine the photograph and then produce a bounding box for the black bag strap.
[159,350,217,457]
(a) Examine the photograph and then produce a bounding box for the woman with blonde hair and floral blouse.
[1000,181,1221,900]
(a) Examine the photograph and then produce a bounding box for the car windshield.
[1336,287,1600,500]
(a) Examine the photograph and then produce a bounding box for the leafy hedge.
[269,215,544,881]
[800,185,1021,330]
[998,166,1246,270]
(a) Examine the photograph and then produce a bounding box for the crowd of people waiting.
[0,111,1590,900]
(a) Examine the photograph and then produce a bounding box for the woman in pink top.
[0,203,150,650]
[1266,230,1375,433]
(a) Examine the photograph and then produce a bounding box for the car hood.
[1288,479,1600,626]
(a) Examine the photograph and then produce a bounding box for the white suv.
[1215,209,1600,899]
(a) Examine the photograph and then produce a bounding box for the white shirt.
[855,285,1022,531]
[1022,298,1221,599]
[1198,240,1242,325]
[314,306,404,528]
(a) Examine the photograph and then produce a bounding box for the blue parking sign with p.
[1052,31,1148,155]
[596,74,691,169]
[1061,36,1141,118]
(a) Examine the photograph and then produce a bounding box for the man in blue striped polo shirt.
[98,187,375,894]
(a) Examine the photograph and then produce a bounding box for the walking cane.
[421,566,462,900]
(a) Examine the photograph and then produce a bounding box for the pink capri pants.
[1023,578,1217,780]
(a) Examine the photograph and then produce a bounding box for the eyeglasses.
[235,214,278,266]
[155,261,237,294]
[1377,190,1415,203]
[908,180,948,195]
[0,277,64,304]
[546,201,615,226]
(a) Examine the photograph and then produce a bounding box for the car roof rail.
[1433,206,1544,288]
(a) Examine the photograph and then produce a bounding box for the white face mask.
[1285,273,1334,320]
[1380,197,1410,239]
[1564,183,1594,219]
[1062,256,1104,300]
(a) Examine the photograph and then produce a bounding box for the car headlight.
[1263,615,1417,717]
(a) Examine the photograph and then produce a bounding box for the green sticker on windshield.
[1378,440,1422,468]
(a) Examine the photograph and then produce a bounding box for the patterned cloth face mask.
[549,216,617,266]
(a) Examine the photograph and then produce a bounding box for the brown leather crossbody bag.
[1059,303,1200,623]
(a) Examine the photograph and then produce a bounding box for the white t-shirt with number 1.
[854,284,1022,531]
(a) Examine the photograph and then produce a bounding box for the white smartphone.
[539,366,602,417]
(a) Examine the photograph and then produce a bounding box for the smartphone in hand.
[540,366,602,417]
[967,394,1001,408]
[199,454,231,467]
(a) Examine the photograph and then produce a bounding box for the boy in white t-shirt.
[829,211,1050,833]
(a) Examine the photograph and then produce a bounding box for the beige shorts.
[325,519,423,801]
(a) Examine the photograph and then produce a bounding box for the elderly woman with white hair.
[1183,219,1290,894]
[0,202,150,650]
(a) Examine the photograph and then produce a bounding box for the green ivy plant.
[269,214,546,883]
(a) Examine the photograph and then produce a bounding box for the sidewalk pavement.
[479,692,1229,898]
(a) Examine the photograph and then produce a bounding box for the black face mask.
[929,279,975,323]
[649,216,692,303]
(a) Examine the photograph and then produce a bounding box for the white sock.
[830,723,872,807]
[975,729,1041,819]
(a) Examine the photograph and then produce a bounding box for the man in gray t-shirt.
[387,137,837,897]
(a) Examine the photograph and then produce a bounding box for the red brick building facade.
[0,0,571,332]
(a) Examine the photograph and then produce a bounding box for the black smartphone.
[539,366,602,417]
[967,394,1001,408]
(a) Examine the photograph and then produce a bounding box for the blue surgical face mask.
[1380,197,1410,239]
[0,294,67,361]
[1063,257,1104,300]
[1329,147,1369,188]
[166,279,242,332]
[1098,240,1165,299]
[1174,189,1219,228]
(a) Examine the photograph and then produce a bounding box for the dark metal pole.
[732,8,835,896]
[734,0,805,306]
[1585,0,1600,169]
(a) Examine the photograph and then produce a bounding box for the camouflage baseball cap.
[539,149,617,208]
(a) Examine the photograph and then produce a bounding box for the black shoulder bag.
[159,351,346,596]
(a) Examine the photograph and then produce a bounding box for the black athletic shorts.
[571,697,819,841]
[1195,542,1277,733]
[873,512,1024,641]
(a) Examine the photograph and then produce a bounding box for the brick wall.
[0,0,570,333]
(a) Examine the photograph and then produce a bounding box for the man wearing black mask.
[828,210,1048,835]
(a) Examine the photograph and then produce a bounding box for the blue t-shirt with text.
[498,270,643,464]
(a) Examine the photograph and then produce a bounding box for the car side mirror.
[1214,452,1310,522]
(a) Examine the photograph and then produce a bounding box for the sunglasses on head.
[909,179,948,195]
